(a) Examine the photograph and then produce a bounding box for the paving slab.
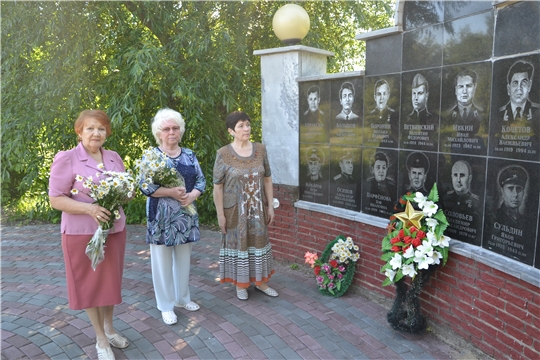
[1,224,488,359]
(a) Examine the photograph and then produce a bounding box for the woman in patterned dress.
[139,108,206,325]
[212,111,278,301]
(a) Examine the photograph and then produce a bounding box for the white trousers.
[150,243,192,312]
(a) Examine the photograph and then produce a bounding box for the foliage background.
[1,1,394,225]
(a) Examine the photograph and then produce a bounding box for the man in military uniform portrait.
[371,79,398,123]
[366,152,396,201]
[335,81,360,121]
[496,165,528,227]
[499,60,539,124]
[306,147,325,182]
[407,73,432,124]
[303,85,324,123]
[443,160,480,214]
[405,152,429,193]
[448,70,484,133]
[333,151,355,185]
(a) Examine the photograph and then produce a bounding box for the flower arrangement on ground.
[72,165,135,270]
[380,183,450,334]
[304,235,360,297]
[135,147,196,216]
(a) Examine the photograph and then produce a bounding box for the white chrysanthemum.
[75,175,83,182]
[70,189,79,194]
[97,163,104,170]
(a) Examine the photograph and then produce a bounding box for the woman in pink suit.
[49,110,130,360]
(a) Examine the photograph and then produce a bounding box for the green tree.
[1,1,394,224]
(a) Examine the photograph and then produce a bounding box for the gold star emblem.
[394,201,424,229]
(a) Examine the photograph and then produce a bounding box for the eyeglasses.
[160,126,181,133]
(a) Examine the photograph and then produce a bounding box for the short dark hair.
[374,79,390,94]
[339,81,355,99]
[507,60,534,84]
[307,85,320,98]
[455,70,478,86]
[225,111,251,130]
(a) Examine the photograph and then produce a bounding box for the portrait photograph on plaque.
[330,77,363,145]
[361,148,398,217]
[299,81,330,144]
[440,62,491,155]
[400,69,441,152]
[398,150,438,199]
[438,154,486,246]
[482,159,540,266]
[299,145,329,205]
[489,54,540,162]
[328,147,361,211]
[363,75,401,149]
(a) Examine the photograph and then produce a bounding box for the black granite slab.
[403,24,444,71]
[361,148,398,218]
[482,158,540,266]
[439,62,491,155]
[404,0,444,31]
[299,81,330,144]
[400,68,442,152]
[363,74,401,149]
[299,144,329,205]
[438,153,486,246]
[330,77,364,145]
[365,34,402,76]
[444,1,492,21]
[443,11,494,65]
[397,150,438,199]
[329,146,362,211]
[489,54,540,162]
[494,1,540,57]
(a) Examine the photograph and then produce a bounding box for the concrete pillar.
[254,45,333,186]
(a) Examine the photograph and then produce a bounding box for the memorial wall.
[298,1,540,268]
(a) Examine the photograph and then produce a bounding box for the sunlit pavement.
[1,224,481,359]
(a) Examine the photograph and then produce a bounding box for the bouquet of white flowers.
[135,147,196,216]
[72,165,135,270]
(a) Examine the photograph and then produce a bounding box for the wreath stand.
[387,269,432,334]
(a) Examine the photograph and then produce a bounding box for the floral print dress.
[213,143,275,287]
[140,147,206,246]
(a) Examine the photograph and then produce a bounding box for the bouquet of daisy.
[304,235,360,297]
[135,147,196,216]
[72,166,135,270]
[380,183,450,286]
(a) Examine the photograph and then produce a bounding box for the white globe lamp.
[272,4,310,46]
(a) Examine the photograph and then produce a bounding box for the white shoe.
[96,344,115,360]
[162,310,177,325]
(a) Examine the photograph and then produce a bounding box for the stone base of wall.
[269,184,540,359]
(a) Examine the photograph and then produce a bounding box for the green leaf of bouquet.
[395,270,404,283]
[380,262,392,272]
[381,252,394,261]
[433,210,449,225]
[382,277,394,286]
[428,183,439,202]
[441,247,449,265]
[337,282,341,291]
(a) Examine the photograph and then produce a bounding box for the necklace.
[160,146,181,157]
